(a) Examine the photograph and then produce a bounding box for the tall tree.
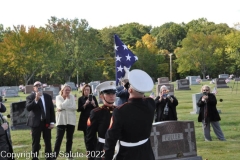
[0,25,60,85]
[151,22,187,53]
[46,17,105,83]
[175,32,225,79]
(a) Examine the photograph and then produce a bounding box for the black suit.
[26,92,55,160]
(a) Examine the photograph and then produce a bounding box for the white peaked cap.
[95,81,116,93]
[128,69,154,93]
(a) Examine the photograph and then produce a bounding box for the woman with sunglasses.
[197,85,226,141]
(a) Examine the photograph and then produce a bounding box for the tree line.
[0,17,240,86]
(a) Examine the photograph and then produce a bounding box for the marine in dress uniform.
[104,69,155,160]
[86,81,117,160]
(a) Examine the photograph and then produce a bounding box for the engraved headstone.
[4,88,19,97]
[0,86,10,96]
[186,76,201,85]
[9,86,20,92]
[150,121,202,160]
[24,85,34,94]
[216,78,229,88]
[176,79,191,90]
[44,86,59,99]
[158,77,169,85]
[190,93,202,114]
[218,74,229,79]
[156,84,174,96]
[10,101,30,130]
[43,91,54,98]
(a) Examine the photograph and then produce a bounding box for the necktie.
[39,99,46,120]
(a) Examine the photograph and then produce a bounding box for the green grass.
[2,81,240,160]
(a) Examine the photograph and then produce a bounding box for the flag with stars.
[114,34,138,85]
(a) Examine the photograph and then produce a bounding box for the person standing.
[154,85,178,122]
[86,81,116,160]
[53,84,76,159]
[0,98,14,160]
[26,81,55,160]
[115,79,129,106]
[104,69,155,160]
[197,85,226,141]
[77,84,98,148]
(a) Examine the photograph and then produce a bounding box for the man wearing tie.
[26,81,55,160]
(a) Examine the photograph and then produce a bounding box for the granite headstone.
[10,101,30,130]
[176,79,191,90]
[218,74,229,79]
[186,76,201,85]
[150,121,202,160]
[158,77,170,85]
[156,84,174,96]
[3,88,19,97]
[216,78,229,88]
[24,85,34,94]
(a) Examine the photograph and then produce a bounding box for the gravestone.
[216,78,229,88]
[157,77,169,85]
[89,81,100,96]
[10,101,30,130]
[186,76,201,85]
[43,91,54,98]
[218,74,229,79]
[4,88,19,97]
[9,86,20,92]
[156,84,174,96]
[24,85,33,94]
[0,86,10,96]
[150,121,202,160]
[176,79,191,90]
[190,93,202,114]
[44,86,59,99]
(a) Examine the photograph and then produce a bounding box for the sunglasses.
[203,90,209,91]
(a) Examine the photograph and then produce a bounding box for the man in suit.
[26,81,55,160]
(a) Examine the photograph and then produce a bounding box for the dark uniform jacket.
[197,93,221,122]
[26,93,55,127]
[104,98,155,160]
[77,95,98,131]
[154,95,178,122]
[0,111,14,160]
[86,105,116,160]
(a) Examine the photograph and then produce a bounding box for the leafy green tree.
[175,32,225,79]
[225,30,240,75]
[46,17,105,83]
[0,25,61,85]
[151,22,187,53]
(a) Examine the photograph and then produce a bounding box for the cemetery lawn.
[3,81,240,160]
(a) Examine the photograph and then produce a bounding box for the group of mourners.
[0,69,226,160]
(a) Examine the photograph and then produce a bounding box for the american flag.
[115,34,138,85]
[212,87,217,95]
[225,79,230,83]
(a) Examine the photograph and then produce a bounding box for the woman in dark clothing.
[77,84,98,148]
[154,85,178,122]
[197,85,226,141]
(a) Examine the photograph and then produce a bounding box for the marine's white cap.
[95,81,116,94]
[128,69,154,93]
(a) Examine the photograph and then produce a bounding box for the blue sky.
[1,0,240,29]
